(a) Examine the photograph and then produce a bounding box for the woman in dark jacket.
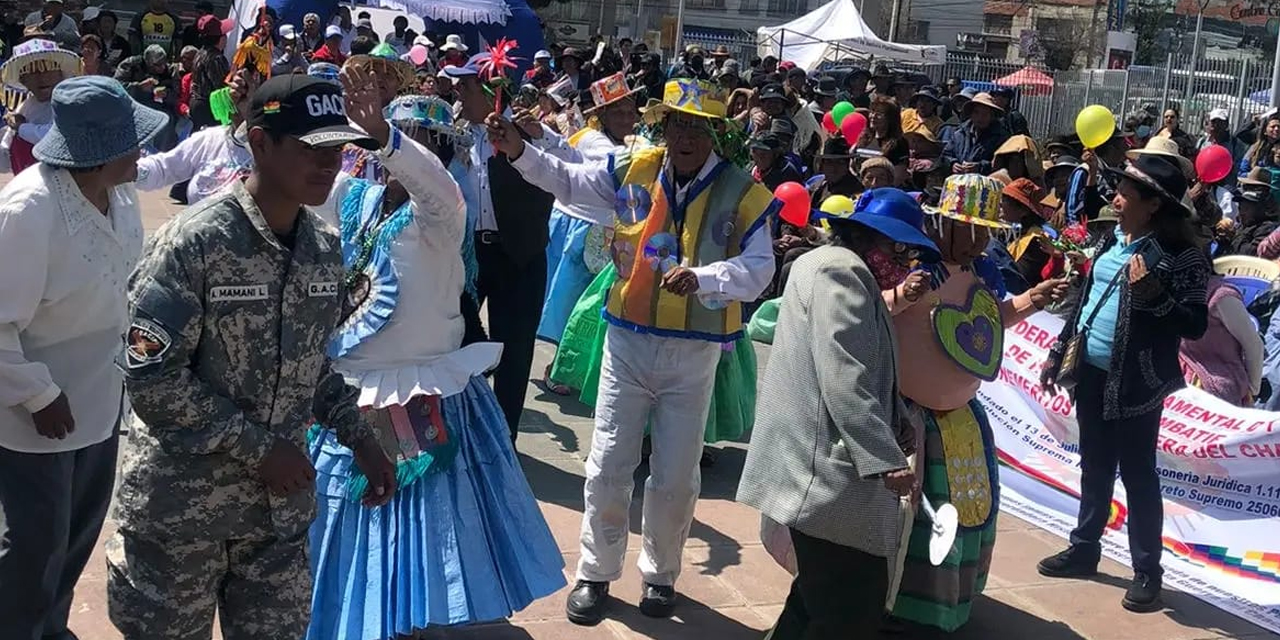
[1037,154,1209,614]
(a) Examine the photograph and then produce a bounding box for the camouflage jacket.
[115,179,371,539]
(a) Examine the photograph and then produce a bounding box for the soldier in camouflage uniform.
[107,73,398,640]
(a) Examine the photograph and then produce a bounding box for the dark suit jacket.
[487,154,555,266]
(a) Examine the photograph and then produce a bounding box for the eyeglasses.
[891,241,920,259]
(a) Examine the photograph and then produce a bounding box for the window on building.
[767,0,806,16]
[905,19,929,43]
[740,0,762,11]
[688,0,727,8]
[983,14,1012,35]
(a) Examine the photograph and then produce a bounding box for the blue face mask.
[1137,124,1152,138]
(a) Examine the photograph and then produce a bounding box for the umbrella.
[995,66,1054,96]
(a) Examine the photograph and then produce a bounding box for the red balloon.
[840,112,867,144]
[821,110,838,134]
[774,181,811,227]
[1195,144,1233,184]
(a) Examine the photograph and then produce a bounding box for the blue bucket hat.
[34,76,168,168]
[831,188,940,262]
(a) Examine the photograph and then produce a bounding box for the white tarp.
[756,0,945,70]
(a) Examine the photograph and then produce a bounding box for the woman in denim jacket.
[1036,154,1209,614]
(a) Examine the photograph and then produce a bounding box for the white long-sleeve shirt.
[0,164,144,452]
[314,125,500,406]
[135,124,253,205]
[510,144,775,303]
[464,120,575,231]
[552,128,633,225]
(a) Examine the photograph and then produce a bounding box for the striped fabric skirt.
[891,398,999,632]
[306,376,566,639]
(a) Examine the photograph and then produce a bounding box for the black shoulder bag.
[1054,262,1126,391]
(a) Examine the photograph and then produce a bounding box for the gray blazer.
[737,245,910,558]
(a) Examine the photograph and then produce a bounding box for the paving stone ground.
[4,176,1270,639]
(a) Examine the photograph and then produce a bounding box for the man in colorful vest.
[487,78,777,625]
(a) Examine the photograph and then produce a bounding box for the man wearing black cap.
[869,63,894,102]
[839,68,870,109]
[810,75,839,114]
[558,47,589,90]
[990,86,1028,136]
[107,73,396,639]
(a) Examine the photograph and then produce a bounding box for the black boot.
[639,583,678,618]
[565,580,610,626]
[1122,572,1162,613]
[1036,544,1100,578]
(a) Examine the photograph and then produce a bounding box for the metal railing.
[933,52,1277,141]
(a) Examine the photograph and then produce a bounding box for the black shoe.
[879,612,907,634]
[565,580,610,626]
[639,583,678,618]
[1036,545,1100,578]
[1122,573,1163,613]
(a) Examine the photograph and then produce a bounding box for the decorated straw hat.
[583,72,641,114]
[641,78,727,124]
[384,94,467,141]
[925,173,1015,230]
[1,39,81,91]
[346,42,415,91]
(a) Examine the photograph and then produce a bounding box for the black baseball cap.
[248,75,378,150]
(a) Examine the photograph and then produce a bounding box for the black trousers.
[475,234,547,444]
[0,433,120,640]
[767,529,890,640]
[1070,364,1164,576]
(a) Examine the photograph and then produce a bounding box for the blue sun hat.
[836,188,940,262]
[34,76,169,168]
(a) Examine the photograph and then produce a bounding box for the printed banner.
[980,311,1280,634]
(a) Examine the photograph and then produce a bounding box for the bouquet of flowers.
[1041,219,1090,281]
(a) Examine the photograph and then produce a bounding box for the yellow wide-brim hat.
[641,78,727,125]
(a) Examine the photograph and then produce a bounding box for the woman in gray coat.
[738,188,940,639]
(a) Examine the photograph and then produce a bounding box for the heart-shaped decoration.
[930,284,1004,381]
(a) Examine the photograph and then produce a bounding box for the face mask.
[864,246,912,291]
[1137,124,1152,138]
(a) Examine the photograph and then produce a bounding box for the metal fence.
[935,53,1278,142]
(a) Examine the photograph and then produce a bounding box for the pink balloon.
[408,44,430,67]
[821,110,837,134]
[774,181,811,227]
[840,112,867,143]
[1195,144,1233,184]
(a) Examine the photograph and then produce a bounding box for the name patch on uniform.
[209,284,269,302]
[125,319,172,369]
[309,281,339,297]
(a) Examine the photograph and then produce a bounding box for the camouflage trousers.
[106,527,311,640]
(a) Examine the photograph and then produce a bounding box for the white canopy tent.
[756,0,946,71]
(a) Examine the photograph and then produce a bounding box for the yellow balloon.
[1076,105,1116,149]
[818,195,855,231]
[820,195,856,217]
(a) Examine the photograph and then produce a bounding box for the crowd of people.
[0,4,1276,639]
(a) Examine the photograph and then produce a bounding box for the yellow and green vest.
[604,147,776,342]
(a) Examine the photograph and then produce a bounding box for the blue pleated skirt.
[306,376,566,640]
[538,209,597,344]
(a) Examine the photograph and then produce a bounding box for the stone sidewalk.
[7,178,1272,639]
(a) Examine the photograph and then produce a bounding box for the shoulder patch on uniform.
[125,319,172,369]
[209,284,270,302]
